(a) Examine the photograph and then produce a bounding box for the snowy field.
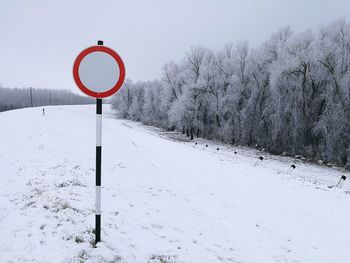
[0,105,350,263]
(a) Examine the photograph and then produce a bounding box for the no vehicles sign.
[73,44,125,98]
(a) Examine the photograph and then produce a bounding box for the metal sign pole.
[96,97,102,244]
[95,40,104,244]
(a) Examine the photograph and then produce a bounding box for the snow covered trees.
[314,20,350,165]
[0,87,93,112]
[111,19,350,167]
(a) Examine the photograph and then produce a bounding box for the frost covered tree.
[111,19,350,167]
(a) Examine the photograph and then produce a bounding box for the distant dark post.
[95,40,103,244]
[336,175,347,188]
[30,87,33,107]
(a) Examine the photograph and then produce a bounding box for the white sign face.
[78,51,120,93]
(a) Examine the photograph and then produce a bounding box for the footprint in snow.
[168,238,181,243]
[110,211,119,216]
[173,227,184,233]
[151,223,163,229]
[117,162,126,168]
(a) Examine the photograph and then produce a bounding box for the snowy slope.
[0,105,350,263]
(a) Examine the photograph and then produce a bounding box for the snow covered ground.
[0,105,350,263]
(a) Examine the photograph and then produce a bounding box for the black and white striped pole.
[95,67,103,243]
[73,40,125,245]
[95,40,103,244]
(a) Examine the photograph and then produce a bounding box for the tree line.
[0,87,94,112]
[111,19,350,167]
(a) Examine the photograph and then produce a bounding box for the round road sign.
[73,45,125,98]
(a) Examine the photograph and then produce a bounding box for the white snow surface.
[0,105,350,263]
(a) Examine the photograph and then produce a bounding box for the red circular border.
[73,45,125,98]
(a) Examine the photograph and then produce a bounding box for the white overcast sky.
[0,0,350,93]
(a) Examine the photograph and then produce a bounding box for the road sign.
[73,41,125,245]
[73,44,125,98]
